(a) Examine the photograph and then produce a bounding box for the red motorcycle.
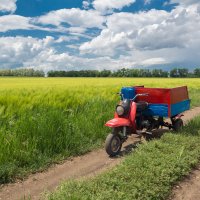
[105,86,190,156]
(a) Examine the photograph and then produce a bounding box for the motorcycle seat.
[136,101,148,111]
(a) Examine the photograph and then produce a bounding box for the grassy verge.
[47,116,200,200]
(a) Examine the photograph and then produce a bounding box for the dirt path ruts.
[171,167,200,200]
[1,107,200,200]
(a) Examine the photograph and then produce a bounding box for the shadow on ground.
[114,128,171,158]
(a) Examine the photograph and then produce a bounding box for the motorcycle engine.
[141,120,151,130]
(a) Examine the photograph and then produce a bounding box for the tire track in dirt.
[171,167,200,200]
[1,107,200,200]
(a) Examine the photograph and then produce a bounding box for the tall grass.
[0,78,200,183]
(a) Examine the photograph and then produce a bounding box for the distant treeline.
[0,69,45,77]
[48,68,200,78]
[0,68,200,78]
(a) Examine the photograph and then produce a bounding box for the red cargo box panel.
[135,86,190,117]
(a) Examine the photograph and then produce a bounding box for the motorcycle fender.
[175,114,184,119]
[130,102,137,128]
[105,118,131,128]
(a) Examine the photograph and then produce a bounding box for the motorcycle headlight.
[116,105,125,116]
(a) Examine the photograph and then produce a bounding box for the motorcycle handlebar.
[116,92,149,101]
[131,93,149,101]
[138,93,149,96]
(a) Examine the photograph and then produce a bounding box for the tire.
[105,132,122,157]
[173,119,183,132]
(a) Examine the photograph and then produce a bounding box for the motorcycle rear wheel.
[173,118,183,132]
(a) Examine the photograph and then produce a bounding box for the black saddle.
[136,101,148,111]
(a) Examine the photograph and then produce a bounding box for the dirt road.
[1,107,200,200]
[171,166,200,200]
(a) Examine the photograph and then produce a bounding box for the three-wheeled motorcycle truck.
[105,86,190,156]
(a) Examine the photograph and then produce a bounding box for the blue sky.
[0,0,199,71]
[12,0,176,17]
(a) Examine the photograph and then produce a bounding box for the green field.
[0,77,200,183]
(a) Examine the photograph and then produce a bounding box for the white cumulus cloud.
[80,5,200,53]
[0,15,35,32]
[82,0,90,9]
[79,4,200,67]
[0,0,17,13]
[80,9,170,55]
[0,36,124,71]
[170,0,200,6]
[144,0,151,5]
[0,36,54,69]
[36,8,105,29]
[93,0,136,13]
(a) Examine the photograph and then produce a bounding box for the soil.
[1,107,200,200]
[171,167,200,200]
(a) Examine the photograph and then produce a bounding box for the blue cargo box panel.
[143,99,190,117]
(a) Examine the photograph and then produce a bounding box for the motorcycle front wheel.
[105,130,122,157]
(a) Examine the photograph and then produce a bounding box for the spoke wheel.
[105,132,122,157]
[173,119,183,132]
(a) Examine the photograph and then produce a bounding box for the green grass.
[0,77,200,183]
[47,117,200,200]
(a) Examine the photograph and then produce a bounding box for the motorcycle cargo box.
[136,86,190,117]
[128,86,190,118]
